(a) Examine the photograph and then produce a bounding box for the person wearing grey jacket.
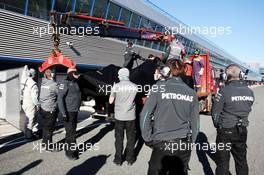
[140,59,199,175]
[109,68,138,166]
[39,68,58,150]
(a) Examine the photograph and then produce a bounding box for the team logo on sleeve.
[215,93,222,102]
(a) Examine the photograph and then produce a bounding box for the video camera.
[132,53,142,61]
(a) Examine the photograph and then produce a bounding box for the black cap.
[127,40,133,46]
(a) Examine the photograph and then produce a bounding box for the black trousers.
[124,59,134,70]
[148,139,191,175]
[114,119,136,162]
[215,127,248,175]
[64,112,78,156]
[41,109,58,146]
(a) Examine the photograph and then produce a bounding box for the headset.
[160,66,171,78]
[225,64,244,81]
[27,68,36,77]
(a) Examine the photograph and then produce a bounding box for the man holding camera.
[123,41,140,70]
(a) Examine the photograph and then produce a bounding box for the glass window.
[28,0,51,20]
[92,0,108,18]
[129,39,138,45]
[150,25,163,50]
[145,20,155,48]
[107,2,120,21]
[119,8,131,26]
[119,38,126,41]
[137,17,148,46]
[0,0,25,14]
[130,13,140,28]
[180,37,186,45]
[140,17,149,29]
[176,34,182,41]
[152,41,159,50]
[159,42,166,51]
[75,0,91,14]
[136,40,144,46]
[148,21,157,31]
[73,0,92,26]
[158,26,167,51]
[185,39,190,47]
[144,41,152,48]
[54,0,73,13]
[187,47,192,55]
[156,25,163,32]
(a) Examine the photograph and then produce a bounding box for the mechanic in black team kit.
[140,59,199,175]
[58,67,82,160]
[212,64,254,175]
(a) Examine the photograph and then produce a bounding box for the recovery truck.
[38,12,217,115]
[188,53,217,113]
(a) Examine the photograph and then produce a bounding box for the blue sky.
[149,0,264,67]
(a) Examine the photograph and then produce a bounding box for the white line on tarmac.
[0,121,109,149]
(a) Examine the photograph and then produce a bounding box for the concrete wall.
[0,72,7,119]
[0,68,23,129]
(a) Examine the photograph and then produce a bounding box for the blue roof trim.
[0,56,104,70]
[0,56,44,63]
[77,63,104,70]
